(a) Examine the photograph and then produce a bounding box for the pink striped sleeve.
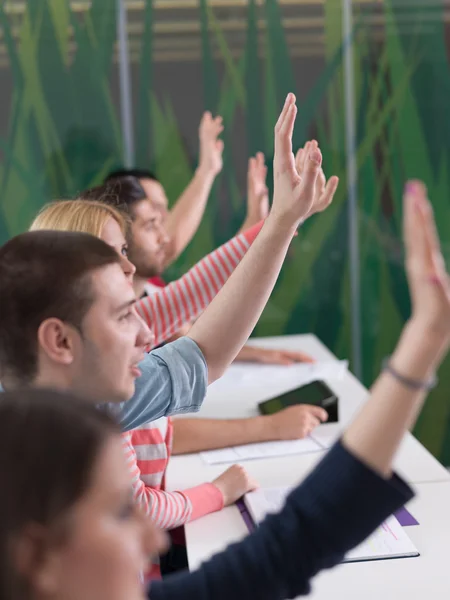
[135,220,264,347]
[123,434,224,529]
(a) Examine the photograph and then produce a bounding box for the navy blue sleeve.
[150,442,413,600]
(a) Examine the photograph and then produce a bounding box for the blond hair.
[29,199,129,239]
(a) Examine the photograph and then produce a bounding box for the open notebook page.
[244,487,419,562]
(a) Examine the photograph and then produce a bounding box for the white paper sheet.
[209,360,348,394]
[244,487,419,562]
[200,437,323,465]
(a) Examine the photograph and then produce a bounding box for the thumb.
[308,405,328,422]
[301,147,322,193]
[216,139,224,154]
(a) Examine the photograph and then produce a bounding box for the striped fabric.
[123,419,223,579]
[134,220,264,347]
[123,222,264,579]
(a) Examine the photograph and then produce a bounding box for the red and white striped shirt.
[123,222,264,578]
[134,221,264,347]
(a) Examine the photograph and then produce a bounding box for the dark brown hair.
[105,168,159,183]
[0,388,118,599]
[0,230,120,385]
[79,176,147,220]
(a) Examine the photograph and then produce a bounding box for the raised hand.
[212,465,259,506]
[198,111,224,177]
[247,152,270,222]
[404,181,450,340]
[271,94,327,228]
[295,140,339,217]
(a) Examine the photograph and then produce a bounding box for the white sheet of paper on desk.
[200,437,323,465]
[209,360,348,392]
[245,488,419,562]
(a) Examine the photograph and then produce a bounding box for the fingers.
[307,415,321,431]
[296,140,313,175]
[274,94,297,169]
[417,191,446,278]
[300,145,322,196]
[200,112,224,138]
[319,175,339,211]
[306,405,329,422]
[278,350,315,363]
[275,93,296,136]
[403,180,428,265]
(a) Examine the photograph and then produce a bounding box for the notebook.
[244,487,419,563]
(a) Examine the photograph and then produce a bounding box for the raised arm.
[187,94,337,383]
[164,112,224,266]
[150,181,450,600]
[135,220,263,347]
[343,181,450,476]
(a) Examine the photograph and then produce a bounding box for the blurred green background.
[0,0,449,464]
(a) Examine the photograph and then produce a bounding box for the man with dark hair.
[81,176,172,285]
[0,95,335,435]
[107,111,224,267]
[0,230,151,402]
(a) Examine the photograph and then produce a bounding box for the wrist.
[195,163,217,183]
[390,319,448,381]
[264,211,299,239]
[258,415,280,442]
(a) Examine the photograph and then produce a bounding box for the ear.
[37,318,78,366]
[14,524,62,596]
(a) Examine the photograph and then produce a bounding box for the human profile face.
[26,434,168,600]
[70,264,153,403]
[128,199,170,278]
[140,178,169,221]
[101,217,136,284]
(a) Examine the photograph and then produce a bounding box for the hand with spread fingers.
[270,94,335,229]
[295,140,339,217]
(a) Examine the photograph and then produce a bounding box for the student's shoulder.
[149,337,207,369]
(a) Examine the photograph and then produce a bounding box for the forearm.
[343,319,448,477]
[164,167,215,265]
[188,215,296,383]
[171,416,275,454]
[135,221,263,347]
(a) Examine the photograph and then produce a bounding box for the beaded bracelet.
[382,357,438,391]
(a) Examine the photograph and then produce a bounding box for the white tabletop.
[166,334,450,591]
[177,482,450,600]
[169,335,450,486]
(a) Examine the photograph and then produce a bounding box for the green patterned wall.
[0,0,449,464]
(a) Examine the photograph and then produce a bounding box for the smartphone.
[258,380,339,422]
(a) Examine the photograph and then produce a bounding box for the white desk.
[166,334,450,592]
[170,335,450,486]
[181,482,450,599]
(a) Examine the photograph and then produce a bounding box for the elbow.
[207,363,226,385]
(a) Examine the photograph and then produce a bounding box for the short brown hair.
[0,230,120,385]
[79,176,147,219]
